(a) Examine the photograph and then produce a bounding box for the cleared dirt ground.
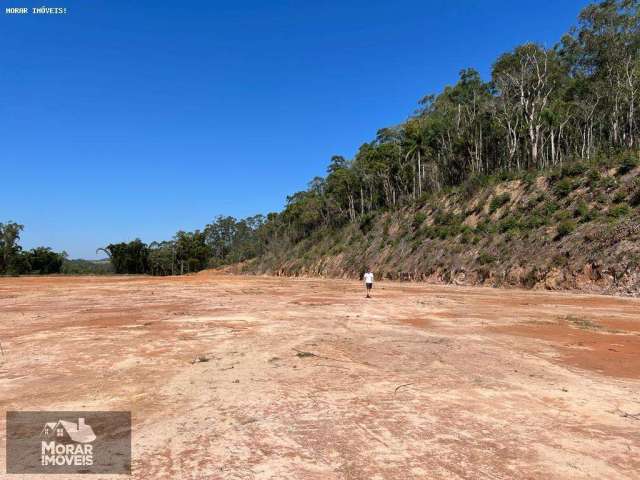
[1,273,639,479]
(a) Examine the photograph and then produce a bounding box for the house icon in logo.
[41,418,96,443]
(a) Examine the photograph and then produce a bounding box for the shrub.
[599,176,618,190]
[435,224,461,239]
[573,201,598,223]
[489,193,511,214]
[539,200,559,217]
[462,175,492,199]
[617,153,638,175]
[521,214,546,229]
[498,215,520,234]
[582,209,599,223]
[498,170,516,182]
[554,209,573,221]
[608,203,630,218]
[613,190,627,203]
[420,226,436,239]
[475,219,496,235]
[525,193,545,210]
[359,213,375,234]
[477,252,497,265]
[556,220,576,239]
[574,201,589,218]
[586,169,601,186]
[433,210,460,226]
[561,162,587,178]
[553,179,574,197]
[412,212,427,230]
[410,238,422,252]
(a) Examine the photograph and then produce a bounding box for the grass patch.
[564,315,602,331]
[489,193,511,214]
[553,178,575,198]
[608,203,630,219]
[556,220,576,239]
[477,252,497,265]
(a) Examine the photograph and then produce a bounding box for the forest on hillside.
[2,0,639,276]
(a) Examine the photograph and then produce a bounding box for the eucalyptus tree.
[97,239,149,274]
[562,0,640,149]
[0,222,24,274]
[493,44,566,169]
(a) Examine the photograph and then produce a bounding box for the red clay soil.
[0,273,639,479]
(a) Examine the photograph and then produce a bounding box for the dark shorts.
[366,282,373,290]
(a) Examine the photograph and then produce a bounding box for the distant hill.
[61,258,114,275]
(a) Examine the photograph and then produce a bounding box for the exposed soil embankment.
[249,165,640,296]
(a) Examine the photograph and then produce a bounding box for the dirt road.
[1,273,639,479]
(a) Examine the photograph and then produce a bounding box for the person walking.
[363,268,374,298]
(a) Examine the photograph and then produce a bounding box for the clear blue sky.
[3,0,591,259]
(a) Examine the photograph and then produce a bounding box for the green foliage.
[460,229,473,244]
[475,219,496,235]
[204,215,265,266]
[617,152,638,175]
[586,169,601,186]
[359,213,375,234]
[574,201,589,218]
[477,252,496,265]
[554,209,573,221]
[520,171,537,186]
[608,203,630,218]
[489,193,511,214]
[539,200,559,217]
[461,175,492,199]
[98,239,149,274]
[521,213,547,229]
[0,222,68,275]
[560,162,588,178]
[498,215,520,234]
[497,170,517,182]
[572,201,598,223]
[0,221,25,274]
[595,192,608,204]
[556,220,576,239]
[599,176,618,190]
[412,212,427,230]
[25,247,66,274]
[613,190,627,203]
[553,179,575,198]
[433,210,461,226]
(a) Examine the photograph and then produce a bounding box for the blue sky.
[3,0,591,259]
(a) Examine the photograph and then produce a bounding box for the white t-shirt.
[364,272,374,284]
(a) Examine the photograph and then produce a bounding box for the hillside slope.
[247,160,640,295]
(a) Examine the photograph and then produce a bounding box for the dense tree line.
[99,215,266,275]
[0,222,66,275]
[268,0,640,244]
